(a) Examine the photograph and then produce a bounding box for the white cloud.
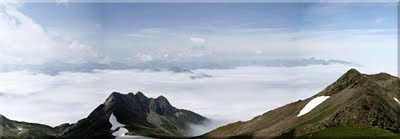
[0,63,396,134]
[126,33,154,39]
[190,37,206,44]
[57,0,70,4]
[255,50,263,54]
[108,26,396,70]
[295,28,397,72]
[56,0,70,7]
[0,2,99,65]
[98,56,112,64]
[135,53,153,62]
[0,64,361,129]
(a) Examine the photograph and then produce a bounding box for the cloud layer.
[0,2,396,73]
[0,64,360,131]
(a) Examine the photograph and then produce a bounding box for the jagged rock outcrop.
[1,92,207,139]
[62,92,207,138]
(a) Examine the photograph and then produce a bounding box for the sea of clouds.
[0,64,382,135]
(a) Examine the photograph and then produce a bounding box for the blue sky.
[0,2,396,74]
[21,3,396,31]
[101,3,300,31]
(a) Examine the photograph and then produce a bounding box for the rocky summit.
[0,92,207,139]
[205,69,400,138]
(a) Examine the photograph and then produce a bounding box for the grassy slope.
[205,100,306,137]
[206,69,400,138]
[300,125,400,139]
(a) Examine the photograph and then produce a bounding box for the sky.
[0,1,396,70]
[0,0,398,136]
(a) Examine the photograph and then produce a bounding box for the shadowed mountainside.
[1,92,207,139]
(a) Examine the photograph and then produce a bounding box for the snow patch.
[17,127,23,134]
[394,97,400,104]
[109,113,125,130]
[112,127,129,137]
[109,113,153,138]
[297,96,330,117]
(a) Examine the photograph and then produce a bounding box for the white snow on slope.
[109,113,125,130]
[109,113,154,139]
[297,96,330,117]
[17,127,23,134]
[112,127,129,137]
[394,97,400,104]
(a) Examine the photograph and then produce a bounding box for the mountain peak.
[345,68,361,75]
[337,68,363,83]
[71,91,206,138]
[105,91,150,105]
[110,91,121,96]
[104,92,122,105]
[340,68,362,81]
[318,68,364,96]
[92,91,178,119]
[207,70,400,138]
[135,91,146,97]
[156,95,168,102]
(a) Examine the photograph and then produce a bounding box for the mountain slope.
[205,69,400,138]
[0,114,61,139]
[61,92,207,138]
[1,92,207,139]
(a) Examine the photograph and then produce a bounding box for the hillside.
[205,69,400,138]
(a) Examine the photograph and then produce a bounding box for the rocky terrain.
[205,69,400,138]
[0,92,207,139]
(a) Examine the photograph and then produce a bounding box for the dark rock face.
[151,96,177,116]
[87,92,179,126]
[61,91,206,138]
[0,91,207,139]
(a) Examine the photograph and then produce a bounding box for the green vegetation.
[301,125,400,139]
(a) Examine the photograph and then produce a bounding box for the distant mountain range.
[2,68,399,139]
[0,57,351,75]
[0,92,207,139]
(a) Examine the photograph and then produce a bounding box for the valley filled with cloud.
[0,64,377,134]
[0,1,398,136]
